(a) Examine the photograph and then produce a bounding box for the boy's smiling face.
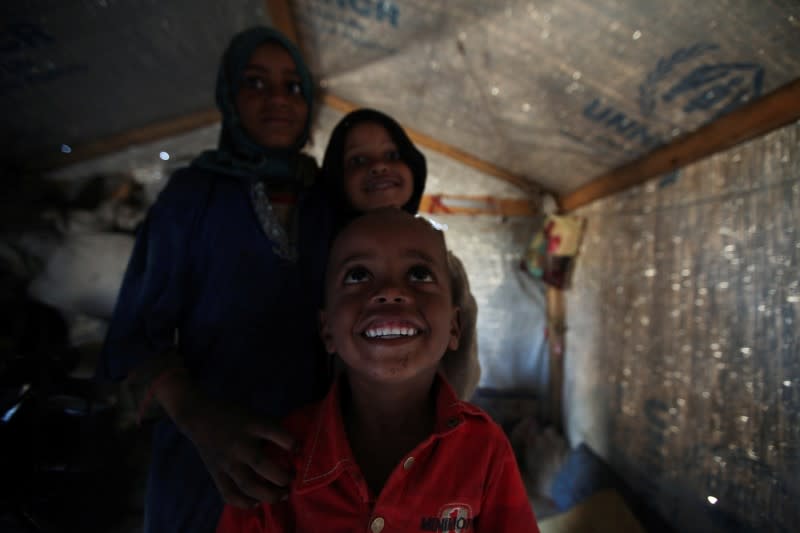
[321,209,460,384]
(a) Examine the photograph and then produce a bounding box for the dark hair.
[320,109,426,222]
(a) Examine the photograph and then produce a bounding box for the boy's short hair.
[414,215,459,305]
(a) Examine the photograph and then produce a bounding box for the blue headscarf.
[192,26,314,184]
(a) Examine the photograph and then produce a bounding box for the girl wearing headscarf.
[315,108,481,399]
[99,27,328,532]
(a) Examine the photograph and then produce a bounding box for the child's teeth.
[365,327,418,338]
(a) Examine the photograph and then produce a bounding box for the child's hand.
[192,403,295,508]
[154,372,295,508]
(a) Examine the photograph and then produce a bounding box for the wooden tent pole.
[560,77,800,212]
[264,0,300,45]
[546,287,566,433]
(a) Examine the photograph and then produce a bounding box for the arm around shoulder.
[98,173,204,427]
[99,169,208,382]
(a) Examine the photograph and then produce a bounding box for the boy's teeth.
[365,326,419,338]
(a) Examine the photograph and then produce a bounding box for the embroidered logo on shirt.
[420,503,475,531]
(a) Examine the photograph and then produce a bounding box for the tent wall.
[1,0,268,162]
[564,122,799,532]
[435,214,546,393]
[291,0,800,194]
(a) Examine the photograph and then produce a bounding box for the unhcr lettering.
[319,0,400,27]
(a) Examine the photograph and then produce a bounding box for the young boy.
[217,208,539,532]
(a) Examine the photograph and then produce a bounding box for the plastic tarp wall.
[1,0,266,161]
[2,1,799,192]
[565,122,800,532]
[292,0,800,194]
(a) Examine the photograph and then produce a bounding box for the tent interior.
[1,1,798,531]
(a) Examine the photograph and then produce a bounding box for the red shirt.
[217,375,539,532]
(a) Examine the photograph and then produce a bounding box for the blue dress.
[100,166,327,532]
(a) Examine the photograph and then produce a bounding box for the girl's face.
[342,122,414,212]
[235,42,308,149]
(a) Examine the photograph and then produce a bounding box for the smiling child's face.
[320,209,459,384]
[235,42,308,149]
[342,122,414,212]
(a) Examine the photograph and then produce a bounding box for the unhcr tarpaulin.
[293,0,799,192]
[3,0,799,194]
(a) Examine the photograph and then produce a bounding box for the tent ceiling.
[2,0,799,196]
[1,0,264,163]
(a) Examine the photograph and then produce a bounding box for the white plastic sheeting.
[295,0,799,193]
[565,122,800,532]
[2,0,266,160]
[3,1,798,194]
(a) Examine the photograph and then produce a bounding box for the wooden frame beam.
[33,94,543,203]
[30,0,545,202]
[418,194,537,216]
[24,0,297,173]
[323,92,540,195]
[560,77,800,212]
[264,0,299,45]
[28,109,221,173]
[266,0,544,198]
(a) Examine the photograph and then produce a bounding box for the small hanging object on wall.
[523,214,585,289]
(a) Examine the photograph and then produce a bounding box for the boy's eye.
[408,265,434,283]
[343,266,371,284]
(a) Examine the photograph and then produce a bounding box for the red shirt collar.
[291,372,488,495]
